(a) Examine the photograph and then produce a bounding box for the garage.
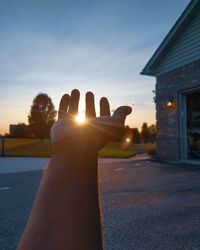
[141,0,200,161]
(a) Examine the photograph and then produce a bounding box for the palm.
[51,89,131,153]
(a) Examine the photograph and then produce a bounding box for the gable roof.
[141,0,200,76]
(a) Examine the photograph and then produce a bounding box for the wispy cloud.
[0,32,157,133]
[1,0,179,134]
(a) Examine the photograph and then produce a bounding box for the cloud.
[0,33,155,82]
[0,32,156,133]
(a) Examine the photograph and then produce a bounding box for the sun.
[75,113,85,125]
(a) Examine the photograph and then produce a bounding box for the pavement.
[0,156,146,174]
[0,156,200,249]
[0,157,49,174]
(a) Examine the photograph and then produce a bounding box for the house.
[141,0,200,161]
[10,124,32,138]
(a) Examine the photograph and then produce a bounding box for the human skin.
[17,89,132,250]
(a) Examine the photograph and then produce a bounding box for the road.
[0,157,200,249]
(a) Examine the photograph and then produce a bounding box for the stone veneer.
[155,60,200,160]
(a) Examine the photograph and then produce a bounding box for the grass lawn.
[2,139,51,157]
[0,138,155,158]
[99,142,155,158]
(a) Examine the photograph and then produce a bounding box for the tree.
[148,124,156,143]
[131,128,141,143]
[28,93,56,140]
[141,122,149,143]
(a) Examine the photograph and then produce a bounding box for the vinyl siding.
[154,10,200,76]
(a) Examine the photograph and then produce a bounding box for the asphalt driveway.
[0,157,200,249]
[100,159,200,250]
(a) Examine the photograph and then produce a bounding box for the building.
[141,0,200,161]
[10,124,32,138]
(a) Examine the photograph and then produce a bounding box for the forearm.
[18,155,103,250]
[17,88,131,250]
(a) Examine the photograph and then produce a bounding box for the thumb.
[112,106,132,124]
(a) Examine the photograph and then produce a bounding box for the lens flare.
[75,113,85,125]
[125,138,131,143]
[121,130,133,149]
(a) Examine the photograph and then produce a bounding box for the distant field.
[0,138,155,158]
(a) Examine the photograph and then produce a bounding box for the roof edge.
[141,0,200,76]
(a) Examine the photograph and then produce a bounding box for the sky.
[0,0,190,134]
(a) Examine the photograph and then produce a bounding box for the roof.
[141,0,200,76]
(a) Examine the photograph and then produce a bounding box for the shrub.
[145,144,156,155]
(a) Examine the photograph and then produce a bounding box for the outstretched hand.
[51,89,132,158]
[17,89,132,250]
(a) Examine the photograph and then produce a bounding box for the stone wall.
[156,60,200,160]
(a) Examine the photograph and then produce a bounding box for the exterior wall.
[156,59,200,160]
[10,124,32,138]
[154,9,200,76]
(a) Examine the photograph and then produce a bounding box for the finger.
[112,106,132,124]
[68,89,80,116]
[100,97,110,116]
[85,91,96,119]
[58,94,70,120]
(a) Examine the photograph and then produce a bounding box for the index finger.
[68,89,80,117]
[58,94,70,120]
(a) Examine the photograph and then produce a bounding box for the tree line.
[5,93,156,143]
[123,123,156,144]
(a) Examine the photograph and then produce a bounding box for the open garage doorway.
[186,91,200,160]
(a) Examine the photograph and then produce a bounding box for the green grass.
[3,139,51,157]
[99,142,155,158]
[99,142,136,158]
[0,138,156,158]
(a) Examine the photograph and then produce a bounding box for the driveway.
[0,156,145,174]
[0,157,49,174]
[0,157,200,249]
[100,159,200,249]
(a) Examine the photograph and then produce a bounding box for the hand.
[51,89,132,158]
[17,89,132,250]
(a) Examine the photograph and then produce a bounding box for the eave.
[141,0,200,76]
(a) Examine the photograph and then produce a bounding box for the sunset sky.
[0,0,190,134]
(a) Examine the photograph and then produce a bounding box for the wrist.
[51,137,99,160]
[48,149,98,184]
[50,148,98,166]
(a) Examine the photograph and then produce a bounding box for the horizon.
[0,0,190,134]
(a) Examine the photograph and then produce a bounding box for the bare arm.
[17,89,132,250]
